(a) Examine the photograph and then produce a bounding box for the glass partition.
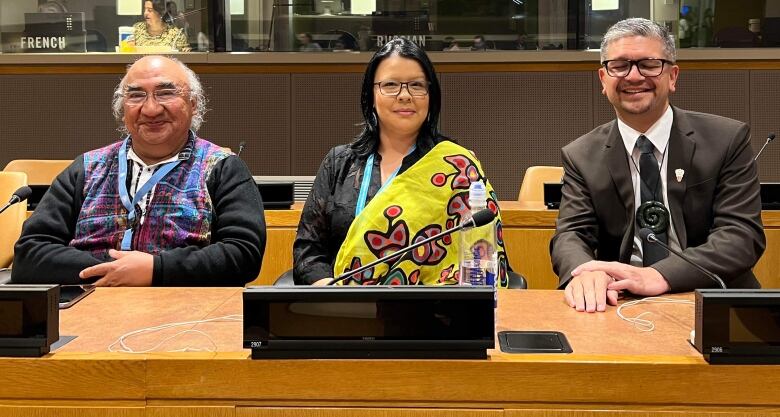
[228,0,780,52]
[1,0,778,54]
[0,0,214,53]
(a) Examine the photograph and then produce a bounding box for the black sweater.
[11,155,265,286]
[292,140,439,285]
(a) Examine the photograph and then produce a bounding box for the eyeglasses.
[374,80,429,96]
[602,59,673,78]
[124,88,184,106]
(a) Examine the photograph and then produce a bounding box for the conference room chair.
[3,159,72,186]
[517,166,564,203]
[0,172,28,283]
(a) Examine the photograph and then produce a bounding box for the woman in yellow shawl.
[293,38,509,286]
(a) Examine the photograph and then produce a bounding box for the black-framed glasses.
[374,80,429,96]
[124,88,185,106]
[602,59,673,78]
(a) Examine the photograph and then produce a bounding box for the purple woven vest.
[70,137,231,259]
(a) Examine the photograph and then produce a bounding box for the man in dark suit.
[551,18,765,313]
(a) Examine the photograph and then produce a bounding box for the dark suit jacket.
[550,107,765,292]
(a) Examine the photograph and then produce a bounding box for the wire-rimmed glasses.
[124,88,185,106]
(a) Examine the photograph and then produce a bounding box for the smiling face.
[373,54,429,141]
[122,56,194,163]
[598,35,679,132]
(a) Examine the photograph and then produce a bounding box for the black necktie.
[636,135,669,266]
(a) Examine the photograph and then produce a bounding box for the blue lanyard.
[118,137,182,250]
[354,144,416,217]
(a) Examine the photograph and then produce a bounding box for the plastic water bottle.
[459,181,497,286]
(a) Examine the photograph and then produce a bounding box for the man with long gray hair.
[12,55,265,286]
[551,18,764,312]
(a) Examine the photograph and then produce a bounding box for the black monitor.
[764,17,780,47]
[544,182,563,209]
[26,185,49,211]
[315,0,344,15]
[371,10,430,35]
[243,286,495,359]
[23,12,86,52]
[255,180,294,210]
[760,182,780,210]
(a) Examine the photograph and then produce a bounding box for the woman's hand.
[312,277,334,286]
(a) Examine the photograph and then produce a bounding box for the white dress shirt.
[617,105,681,267]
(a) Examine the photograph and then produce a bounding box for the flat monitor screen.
[23,12,86,52]
[244,287,495,345]
[372,10,430,35]
[26,185,49,211]
[315,0,344,15]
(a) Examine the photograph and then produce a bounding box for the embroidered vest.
[70,138,231,259]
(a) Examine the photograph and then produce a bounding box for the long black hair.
[351,37,444,158]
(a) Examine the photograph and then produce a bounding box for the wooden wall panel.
[440,72,593,201]
[0,68,775,199]
[750,71,780,181]
[197,74,291,175]
[290,73,363,176]
[0,74,121,163]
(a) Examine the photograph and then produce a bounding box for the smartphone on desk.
[59,284,95,309]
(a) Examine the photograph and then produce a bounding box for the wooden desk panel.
[261,203,780,289]
[143,290,774,410]
[1,288,779,416]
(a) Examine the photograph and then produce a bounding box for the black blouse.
[293,138,440,284]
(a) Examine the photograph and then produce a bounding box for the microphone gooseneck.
[753,132,775,162]
[328,208,496,286]
[236,141,246,158]
[0,185,33,215]
[467,208,496,228]
[639,228,727,289]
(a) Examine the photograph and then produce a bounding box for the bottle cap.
[468,180,487,207]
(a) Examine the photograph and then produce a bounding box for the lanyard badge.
[117,137,182,250]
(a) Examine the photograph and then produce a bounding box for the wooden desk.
[261,202,780,289]
[1,287,778,416]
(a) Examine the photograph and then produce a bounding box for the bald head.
[126,55,187,86]
[112,55,207,133]
[112,56,208,164]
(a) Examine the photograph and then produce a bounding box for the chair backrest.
[0,171,28,268]
[3,159,72,185]
[518,166,564,202]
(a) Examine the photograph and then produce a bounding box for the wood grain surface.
[1,281,778,416]
[259,204,780,289]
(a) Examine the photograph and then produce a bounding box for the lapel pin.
[675,168,684,183]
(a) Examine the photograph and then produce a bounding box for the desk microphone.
[329,208,496,286]
[639,228,726,289]
[237,141,246,158]
[0,186,32,215]
[754,132,775,162]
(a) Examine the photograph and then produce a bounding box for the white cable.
[616,297,694,332]
[108,314,243,353]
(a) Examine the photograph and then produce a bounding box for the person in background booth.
[131,0,190,52]
[297,33,322,52]
[551,18,764,312]
[12,56,265,286]
[471,35,487,51]
[293,38,509,286]
[38,0,68,13]
[164,1,187,31]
